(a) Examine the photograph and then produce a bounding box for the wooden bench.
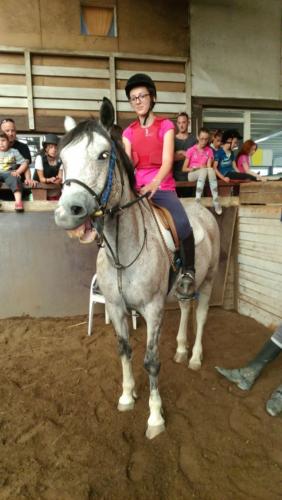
[175,179,250,197]
[0,182,62,201]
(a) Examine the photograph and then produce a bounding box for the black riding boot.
[175,231,196,301]
[216,339,281,390]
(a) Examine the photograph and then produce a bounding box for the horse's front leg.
[174,300,191,363]
[108,304,137,411]
[189,291,210,371]
[143,304,165,439]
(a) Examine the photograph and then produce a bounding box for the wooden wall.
[0,49,188,133]
[237,205,282,329]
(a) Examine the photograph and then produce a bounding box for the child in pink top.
[236,140,260,180]
[182,128,222,215]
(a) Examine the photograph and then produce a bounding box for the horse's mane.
[60,118,136,194]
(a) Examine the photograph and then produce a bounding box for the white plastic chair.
[88,274,138,336]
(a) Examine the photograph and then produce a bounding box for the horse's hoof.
[118,401,135,412]
[146,424,165,440]
[174,352,188,364]
[189,359,202,371]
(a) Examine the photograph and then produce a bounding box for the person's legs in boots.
[207,167,222,215]
[152,190,195,300]
[216,323,282,390]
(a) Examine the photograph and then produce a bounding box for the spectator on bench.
[34,134,63,199]
[214,130,258,183]
[210,129,223,154]
[236,139,261,180]
[173,112,196,181]
[182,127,222,215]
[0,118,34,187]
[0,131,28,212]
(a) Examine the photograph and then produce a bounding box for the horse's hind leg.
[189,289,210,371]
[174,300,191,363]
[143,305,165,439]
[109,306,136,411]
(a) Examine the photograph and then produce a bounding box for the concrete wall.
[190,0,282,99]
[0,0,189,57]
[0,211,98,317]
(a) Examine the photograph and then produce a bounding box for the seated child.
[214,131,257,182]
[182,127,222,215]
[236,140,261,180]
[210,129,223,154]
[0,131,28,212]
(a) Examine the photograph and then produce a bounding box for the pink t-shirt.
[185,144,214,169]
[236,154,250,173]
[123,118,175,191]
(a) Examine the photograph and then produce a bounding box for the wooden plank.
[238,242,282,264]
[33,85,110,100]
[238,299,281,329]
[239,262,282,282]
[24,51,34,130]
[210,207,238,306]
[0,63,25,74]
[109,56,117,122]
[239,269,282,291]
[239,205,282,219]
[239,192,282,204]
[116,69,186,82]
[0,84,27,96]
[239,277,281,301]
[32,65,110,79]
[238,290,282,318]
[239,181,282,193]
[238,223,282,236]
[238,253,282,275]
[238,231,282,246]
[0,97,27,108]
[33,99,101,110]
[239,217,282,226]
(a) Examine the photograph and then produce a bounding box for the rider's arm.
[122,136,132,160]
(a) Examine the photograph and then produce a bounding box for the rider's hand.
[140,179,160,199]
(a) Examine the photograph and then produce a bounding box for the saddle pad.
[151,203,179,250]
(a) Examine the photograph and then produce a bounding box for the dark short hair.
[177,112,189,120]
[199,127,210,135]
[213,129,223,138]
[0,131,10,140]
[0,118,15,126]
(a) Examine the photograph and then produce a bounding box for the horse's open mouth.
[67,218,98,244]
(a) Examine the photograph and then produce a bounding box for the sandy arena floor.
[0,309,281,500]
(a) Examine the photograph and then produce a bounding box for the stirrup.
[175,271,195,301]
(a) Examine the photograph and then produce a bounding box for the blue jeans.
[152,190,192,240]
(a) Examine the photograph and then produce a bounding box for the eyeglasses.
[129,93,150,104]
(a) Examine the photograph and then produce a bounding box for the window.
[80,4,117,37]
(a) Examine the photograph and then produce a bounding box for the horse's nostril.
[71,205,84,216]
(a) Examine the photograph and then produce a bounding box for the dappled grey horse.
[55,98,220,439]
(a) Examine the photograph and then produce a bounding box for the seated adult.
[213,131,258,183]
[173,112,196,181]
[216,323,282,417]
[0,117,34,187]
[34,134,62,199]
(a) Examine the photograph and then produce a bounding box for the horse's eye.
[98,151,110,160]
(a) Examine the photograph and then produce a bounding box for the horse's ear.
[64,116,77,132]
[100,97,115,131]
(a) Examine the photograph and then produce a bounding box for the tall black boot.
[175,231,196,301]
[216,339,281,390]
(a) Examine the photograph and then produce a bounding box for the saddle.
[150,202,180,250]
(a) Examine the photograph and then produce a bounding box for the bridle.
[63,140,149,285]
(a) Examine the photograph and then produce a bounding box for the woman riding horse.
[122,73,195,301]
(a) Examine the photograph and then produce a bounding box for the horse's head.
[55,98,129,243]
